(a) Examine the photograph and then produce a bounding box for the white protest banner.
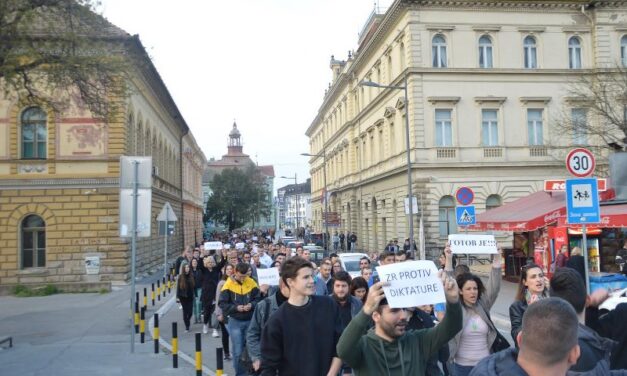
[448,234,498,254]
[375,261,445,308]
[256,267,280,286]
[235,242,246,250]
[204,241,223,251]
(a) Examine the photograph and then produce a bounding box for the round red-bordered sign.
[566,148,595,177]
[456,187,474,206]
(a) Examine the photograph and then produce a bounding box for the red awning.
[470,191,567,232]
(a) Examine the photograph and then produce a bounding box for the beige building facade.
[306,0,625,257]
[0,24,206,291]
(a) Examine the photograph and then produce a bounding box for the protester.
[565,247,586,283]
[337,270,462,376]
[368,250,396,286]
[350,276,369,304]
[549,268,614,373]
[395,250,407,262]
[199,255,224,336]
[407,305,447,376]
[190,258,203,324]
[359,256,371,270]
[175,247,192,276]
[260,256,343,376]
[555,245,569,269]
[314,261,333,296]
[509,263,548,346]
[215,264,235,361]
[331,271,363,376]
[470,298,582,376]
[332,260,343,275]
[176,262,195,332]
[361,267,373,282]
[247,279,290,374]
[445,245,502,376]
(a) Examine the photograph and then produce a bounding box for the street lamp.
[279,174,299,239]
[359,76,418,259]
[300,151,329,251]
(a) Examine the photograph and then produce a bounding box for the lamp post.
[301,150,329,251]
[279,174,299,238]
[359,76,417,259]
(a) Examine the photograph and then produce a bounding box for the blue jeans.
[452,363,474,376]
[226,318,250,376]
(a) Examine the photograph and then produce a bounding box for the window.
[21,107,47,159]
[21,215,45,268]
[571,108,587,145]
[435,109,453,146]
[569,37,582,69]
[481,109,499,146]
[622,35,627,67]
[389,122,395,156]
[479,35,493,68]
[486,194,502,211]
[432,34,447,68]
[438,196,457,236]
[527,109,544,145]
[524,36,537,69]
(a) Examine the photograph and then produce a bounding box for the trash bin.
[589,273,627,292]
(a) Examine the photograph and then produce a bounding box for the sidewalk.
[0,274,196,376]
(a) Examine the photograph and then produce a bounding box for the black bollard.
[172,322,178,368]
[143,287,147,310]
[195,333,202,376]
[134,299,139,334]
[216,347,223,376]
[153,313,159,354]
[151,283,155,306]
[140,307,145,343]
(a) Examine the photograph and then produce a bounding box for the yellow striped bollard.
[153,313,159,354]
[134,298,139,334]
[172,322,178,368]
[157,280,161,302]
[216,348,223,376]
[140,307,145,343]
[162,277,166,298]
[195,333,202,376]
[151,283,155,306]
[143,287,147,310]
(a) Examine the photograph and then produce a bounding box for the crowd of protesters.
[171,230,626,376]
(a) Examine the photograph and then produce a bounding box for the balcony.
[483,147,503,158]
[436,148,457,159]
[529,146,548,157]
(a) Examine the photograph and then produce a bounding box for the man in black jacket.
[549,268,615,373]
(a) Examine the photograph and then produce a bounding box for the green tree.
[0,0,136,120]
[205,166,271,231]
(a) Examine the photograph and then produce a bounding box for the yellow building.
[306,0,623,256]
[0,16,205,291]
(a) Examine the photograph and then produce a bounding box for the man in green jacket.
[337,270,463,376]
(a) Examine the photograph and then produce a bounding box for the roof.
[258,165,275,178]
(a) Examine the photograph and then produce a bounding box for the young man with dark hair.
[368,250,396,287]
[471,297,582,376]
[260,256,343,376]
[314,262,333,296]
[337,272,462,376]
[395,250,408,263]
[218,262,261,376]
[331,271,362,376]
[549,267,615,372]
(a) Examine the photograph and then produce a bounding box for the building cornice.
[0,178,119,189]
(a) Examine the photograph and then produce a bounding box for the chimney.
[330,55,345,82]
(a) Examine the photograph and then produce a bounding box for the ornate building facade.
[305,0,625,257]
[0,18,206,291]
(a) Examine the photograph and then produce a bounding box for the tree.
[0,0,136,120]
[554,66,627,152]
[204,166,272,232]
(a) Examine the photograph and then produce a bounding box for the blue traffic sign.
[456,205,476,226]
[456,187,475,206]
[566,178,600,224]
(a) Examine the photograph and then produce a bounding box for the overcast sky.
[100,0,394,191]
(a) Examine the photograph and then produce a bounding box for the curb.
[148,296,219,376]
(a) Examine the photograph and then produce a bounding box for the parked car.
[338,253,369,278]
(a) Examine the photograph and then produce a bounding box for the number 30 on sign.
[566,148,595,178]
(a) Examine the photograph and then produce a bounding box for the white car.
[338,253,369,279]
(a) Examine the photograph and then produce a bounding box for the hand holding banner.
[448,234,498,254]
[375,261,445,308]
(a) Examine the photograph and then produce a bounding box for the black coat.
[198,255,226,306]
[509,300,527,347]
[176,273,195,299]
[566,255,586,283]
[588,303,627,370]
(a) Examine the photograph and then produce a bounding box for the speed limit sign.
[566,148,595,177]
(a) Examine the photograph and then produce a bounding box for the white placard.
[448,234,498,254]
[375,261,445,308]
[256,267,280,286]
[85,256,100,275]
[204,241,223,251]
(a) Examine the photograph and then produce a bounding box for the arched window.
[569,37,582,69]
[486,194,502,211]
[479,35,493,68]
[21,107,47,159]
[438,196,457,236]
[432,34,447,68]
[21,215,45,268]
[524,36,537,69]
[622,35,627,67]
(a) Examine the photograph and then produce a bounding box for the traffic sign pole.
[583,224,590,294]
